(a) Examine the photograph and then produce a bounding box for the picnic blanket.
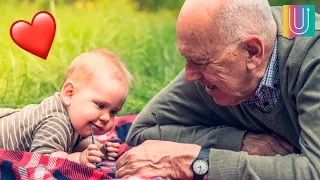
[0,113,149,180]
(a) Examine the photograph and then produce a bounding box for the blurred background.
[0,0,319,114]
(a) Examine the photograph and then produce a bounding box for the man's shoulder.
[271,6,282,10]
[270,6,283,14]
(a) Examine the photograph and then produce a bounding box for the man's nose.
[184,63,202,82]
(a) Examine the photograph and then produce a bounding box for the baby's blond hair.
[62,49,132,89]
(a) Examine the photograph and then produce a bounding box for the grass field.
[0,0,184,114]
[2,0,319,115]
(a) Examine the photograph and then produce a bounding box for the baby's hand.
[80,144,104,168]
[103,142,120,161]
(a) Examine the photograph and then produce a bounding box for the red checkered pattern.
[0,114,156,180]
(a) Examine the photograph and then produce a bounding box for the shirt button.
[263,101,269,106]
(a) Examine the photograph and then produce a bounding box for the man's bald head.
[62,49,132,89]
[177,0,276,47]
[176,0,227,47]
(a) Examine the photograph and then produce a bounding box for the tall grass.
[3,0,317,114]
[0,0,184,114]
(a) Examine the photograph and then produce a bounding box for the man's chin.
[212,97,237,106]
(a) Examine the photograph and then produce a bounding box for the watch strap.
[198,148,210,160]
[194,174,204,180]
[193,148,210,180]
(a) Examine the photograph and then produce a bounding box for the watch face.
[192,159,209,175]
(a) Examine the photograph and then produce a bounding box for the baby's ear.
[61,80,76,106]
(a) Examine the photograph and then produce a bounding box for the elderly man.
[116,0,320,179]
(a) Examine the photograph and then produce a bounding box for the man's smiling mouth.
[206,85,216,90]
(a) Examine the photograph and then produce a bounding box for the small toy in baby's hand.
[90,123,101,170]
[89,123,120,170]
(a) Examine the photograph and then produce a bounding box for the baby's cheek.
[108,121,114,130]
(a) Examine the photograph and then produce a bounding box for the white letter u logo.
[288,7,310,35]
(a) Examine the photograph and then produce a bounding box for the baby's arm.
[31,117,104,168]
[50,151,69,158]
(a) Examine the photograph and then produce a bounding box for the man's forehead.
[178,46,210,65]
[177,37,218,57]
[177,26,221,57]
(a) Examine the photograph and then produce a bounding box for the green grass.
[0,0,185,114]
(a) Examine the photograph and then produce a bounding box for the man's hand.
[79,144,104,168]
[115,140,201,179]
[241,133,297,156]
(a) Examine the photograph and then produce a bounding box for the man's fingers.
[115,158,129,178]
[242,137,285,156]
[115,166,126,178]
[116,152,128,169]
[262,135,290,155]
[270,145,290,156]
[261,146,278,156]
[278,139,296,153]
[270,134,296,153]
[242,133,297,156]
[244,141,277,156]
[116,163,137,178]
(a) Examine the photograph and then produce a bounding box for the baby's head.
[60,49,132,136]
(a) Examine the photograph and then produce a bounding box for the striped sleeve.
[30,116,73,154]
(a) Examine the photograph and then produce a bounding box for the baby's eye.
[111,111,118,116]
[96,103,105,109]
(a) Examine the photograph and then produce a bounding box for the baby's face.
[67,73,128,137]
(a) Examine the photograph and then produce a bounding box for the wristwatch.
[191,148,210,180]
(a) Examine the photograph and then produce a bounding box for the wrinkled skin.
[241,133,298,156]
[116,140,201,179]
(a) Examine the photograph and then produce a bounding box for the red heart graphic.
[10,11,56,60]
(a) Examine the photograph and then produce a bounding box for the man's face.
[175,0,269,106]
[177,36,256,106]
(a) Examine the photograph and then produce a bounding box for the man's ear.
[242,35,264,71]
[61,81,77,106]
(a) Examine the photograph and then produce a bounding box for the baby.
[0,49,132,168]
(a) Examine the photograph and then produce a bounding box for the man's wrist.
[191,148,210,180]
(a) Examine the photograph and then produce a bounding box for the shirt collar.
[256,39,278,91]
[244,39,279,103]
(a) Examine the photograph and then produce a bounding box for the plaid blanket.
[0,114,140,180]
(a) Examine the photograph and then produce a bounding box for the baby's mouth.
[91,123,103,131]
